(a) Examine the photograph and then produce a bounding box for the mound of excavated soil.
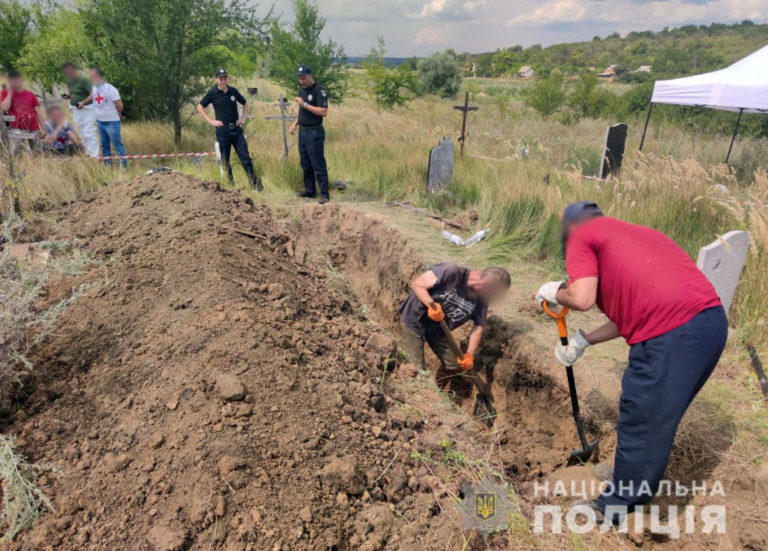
[2,174,460,550]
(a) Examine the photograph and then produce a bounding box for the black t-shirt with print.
[298,82,327,126]
[398,263,488,338]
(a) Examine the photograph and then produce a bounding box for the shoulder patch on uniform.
[321,90,326,97]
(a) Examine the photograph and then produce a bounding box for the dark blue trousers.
[298,126,329,198]
[216,126,256,186]
[597,306,727,516]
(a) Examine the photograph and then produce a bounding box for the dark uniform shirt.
[200,86,246,125]
[298,82,327,127]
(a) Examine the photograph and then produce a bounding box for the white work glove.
[536,280,565,307]
[555,329,591,366]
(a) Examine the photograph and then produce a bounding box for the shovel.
[429,301,496,427]
[542,301,599,465]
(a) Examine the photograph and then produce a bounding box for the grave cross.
[263,94,298,161]
[453,92,479,157]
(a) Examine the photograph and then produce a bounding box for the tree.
[525,72,565,117]
[568,72,601,117]
[0,0,32,71]
[18,9,91,88]
[80,0,271,144]
[417,52,462,97]
[269,0,348,101]
[361,37,416,109]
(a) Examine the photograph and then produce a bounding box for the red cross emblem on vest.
[95,93,105,105]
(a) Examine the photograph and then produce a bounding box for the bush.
[524,72,565,117]
[417,52,462,97]
[362,37,417,109]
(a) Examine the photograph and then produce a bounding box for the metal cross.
[263,94,298,161]
[453,92,479,158]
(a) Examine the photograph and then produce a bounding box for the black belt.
[217,123,240,129]
[299,124,322,128]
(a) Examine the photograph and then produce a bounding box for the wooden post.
[453,92,479,158]
[263,94,298,161]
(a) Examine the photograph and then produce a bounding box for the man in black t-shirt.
[399,263,510,383]
[288,65,329,204]
[197,68,262,191]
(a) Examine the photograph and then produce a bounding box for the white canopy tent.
[639,44,768,162]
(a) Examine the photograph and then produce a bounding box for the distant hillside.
[460,20,768,78]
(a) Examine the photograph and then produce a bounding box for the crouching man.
[536,201,727,522]
[399,263,510,380]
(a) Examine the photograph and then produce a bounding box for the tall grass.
[3,79,767,347]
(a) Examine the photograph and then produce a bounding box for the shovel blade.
[566,438,600,466]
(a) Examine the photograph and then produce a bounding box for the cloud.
[414,25,448,44]
[507,0,766,28]
[418,0,486,19]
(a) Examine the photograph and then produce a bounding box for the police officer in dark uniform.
[197,68,262,191]
[289,66,329,204]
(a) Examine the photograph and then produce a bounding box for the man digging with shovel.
[536,201,727,523]
[399,263,510,384]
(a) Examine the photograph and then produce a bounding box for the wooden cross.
[263,94,298,161]
[453,92,479,157]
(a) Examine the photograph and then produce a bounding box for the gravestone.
[696,230,750,312]
[427,137,454,193]
[599,123,628,180]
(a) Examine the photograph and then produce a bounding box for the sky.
[265,0,768,57]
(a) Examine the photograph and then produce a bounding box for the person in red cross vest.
[80,67,126,166]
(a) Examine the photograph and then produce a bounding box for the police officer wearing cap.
[197,68,262,190]
[289,65,329,204]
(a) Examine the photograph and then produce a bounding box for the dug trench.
[0,173,738,549]
[297,203,741,542]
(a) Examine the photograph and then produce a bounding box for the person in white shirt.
[62,62,99,157]
[82,67,126,166]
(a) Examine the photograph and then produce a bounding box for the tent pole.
[639,102,653,151]
[725,108,744,164]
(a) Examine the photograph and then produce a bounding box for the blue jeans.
[298,126,328,198]
[97,120,126,167]
[597,306,728,520]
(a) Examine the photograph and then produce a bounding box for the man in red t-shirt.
[536,201,727,522]
[1,70,44,133]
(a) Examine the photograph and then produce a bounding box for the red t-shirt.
[0,89,40,131]
[566,217,721,344]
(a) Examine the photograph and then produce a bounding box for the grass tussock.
[0,434,55,542]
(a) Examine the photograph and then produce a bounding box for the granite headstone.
[599,123,628,180]
[427,137,454,193]
[696,230,750,312]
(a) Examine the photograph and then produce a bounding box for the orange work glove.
[457,353,474,371]
[427,302,445,322]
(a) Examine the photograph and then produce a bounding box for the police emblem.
[459,479,515,533]
[476,493,495,520]
[231,95,235,101]
[308,94,313,101]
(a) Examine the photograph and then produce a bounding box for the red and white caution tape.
[93,151,215,161]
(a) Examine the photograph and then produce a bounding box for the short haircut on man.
[62,61,76,70]
[7,70,21,79]
[482,266,511,288]
[91,67,104,77]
